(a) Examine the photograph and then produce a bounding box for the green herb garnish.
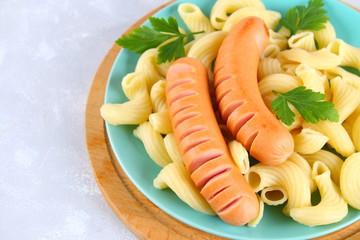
[116,16,204,64]
[280,0,330,35]
[272,86,339,126]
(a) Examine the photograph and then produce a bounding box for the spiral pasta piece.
[340,152,360,209]
[288,31,316,52]
[258,58,284,80]
[293,128,329,155]
[261,44,281,59]
[303,121,355,157]
[150,79,167,113]
[187,31,227,72]
[135,48,163,91]
[121,72,148,99]
[149,111,172,135]
[290,161,348,226]
[352,116,360,152]
[227,140,249,174]
[288,152,317,192]
[330,77,360,122]
[100,92,152,125]
[277,48,341,70]
[269,29,288,50]
[248,195,264,228]
[245,161,312,216]
[258,73,301,98]
[281,63,300,76]
[154,162,215,215]
[222,7,281,31]
[295,63,327,94]
[326,67,360,90]
[302,150,343,186]
[133,121,172,167]
[312,21,336,49]
[164,133,183,164]
[327,39,360,70]
[260,186,288,206]
[178,3,214,39]
[210,0,265,30]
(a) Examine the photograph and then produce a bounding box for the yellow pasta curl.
[150,79,167,113]
[293,128,329,155]
[154,162,215,215]
[288,152,317,192]
[149,110,172,135]
[178,3,214,39]
[340,152,360,209]
[330,77,360,122]
[222,7,281,31]
[248,195,264,228]
[164,133,183,164]
[277,48,341,70]
[295,63,327,94]
[210,0,265,30]
[227,140,249,174]
[303,121,356,157]
[258,58,284,80]
[325,67,360,90]
[269,29,288,50]
[133,121,172,167]
[290,161,348,226]
[352,116,360,152]
[327,39,360,70]
[260,186,288,206]
[302,150,343,186]
[135,48,163,91]
[288,31,316,52]
[312,21,336,49]
[187,31,227,74]
[245,161,312,216]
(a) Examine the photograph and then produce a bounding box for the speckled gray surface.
[1,0,359,239]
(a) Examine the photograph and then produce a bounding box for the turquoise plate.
[104,0,360,239]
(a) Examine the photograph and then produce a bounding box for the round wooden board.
[85,1,360,239]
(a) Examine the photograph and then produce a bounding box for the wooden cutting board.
[85,1,360,239]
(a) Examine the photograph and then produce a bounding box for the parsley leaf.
[158,37,185,63]
[149,16,180,34]
[115,16,204,64]
[280,0,330,35]
[115,26,173,54]
[272,87,339,126]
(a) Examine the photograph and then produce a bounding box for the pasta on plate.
[100,0,360,231]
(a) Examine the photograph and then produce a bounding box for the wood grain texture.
[85,1,360,239]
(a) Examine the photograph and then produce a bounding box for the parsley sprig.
[116,16,204,64]
[280,0,330,35]
[272,87,339,126]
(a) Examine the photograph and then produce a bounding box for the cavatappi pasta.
[222,7,281,31]
[292,128,329,155]
[101,0,360,228]
[288,31,316,52]
[302,150,343,186]
[340,152,360,210]
[210,0,265,30]
[178,3,214,39]
[289,161,348,226]
[245,160,312,216]
[288,152,317,193]
[228,140,250,174]
[260,186,288,206]
[312,21,336,49]
[154,162,215,215]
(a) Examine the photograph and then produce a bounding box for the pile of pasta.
[101,0,360,227]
